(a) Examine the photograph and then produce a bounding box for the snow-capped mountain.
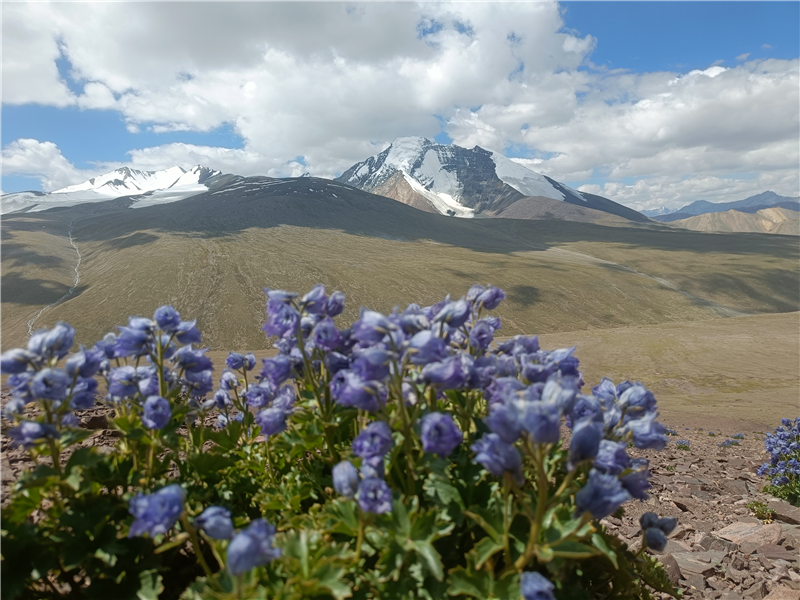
[641,207,678,217]
[1,166,221,214]
[336,137,648,222]
[53,165,220,196]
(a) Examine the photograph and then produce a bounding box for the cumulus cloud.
[1,139,85,192]
[2,2,798,207]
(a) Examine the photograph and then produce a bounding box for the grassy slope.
[2,183,798,352]
[538,311,799,431]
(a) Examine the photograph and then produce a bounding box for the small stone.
[756,545,797,562]
[768,502,800,526]
[761,586,800,599]
[741,525,783,555]
[660,553,683,586]
[718,522,763,544]
[83,414,108,429]
[721,591,745,600]
[727,566,748,584]
[760,556,776,570]
[745,580,769,600]
[683,570,707,591]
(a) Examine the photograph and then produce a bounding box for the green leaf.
[447,567,485,598]
[424,474,465,510]
[136,569,164,600]
[493,572,521,600]
[591,533,619,569]
[413,540,444,581]
[473,536,504,569]
[313,563,353,600]
[550,540,601,560]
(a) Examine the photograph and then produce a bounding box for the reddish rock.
[762,586,800,600]
[768,502,800,526]
[660,553,683,586]
[757,545,798,562]
[740,524,783,555]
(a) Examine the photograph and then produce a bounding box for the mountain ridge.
[336,137,649,223]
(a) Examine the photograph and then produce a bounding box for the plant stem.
[180,514,224,592]
[502,475,513,568]
[355,514,365,562]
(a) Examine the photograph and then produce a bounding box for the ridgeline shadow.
[1,272,88,305]
[1,243,66,269]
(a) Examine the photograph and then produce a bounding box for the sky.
[2,1,798,211]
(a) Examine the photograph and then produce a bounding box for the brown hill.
[670,207,799,235]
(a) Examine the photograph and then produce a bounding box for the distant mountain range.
[668,207,799,236]
[336,137,648,223]
[1,139,649,225]
[648,191,799,222]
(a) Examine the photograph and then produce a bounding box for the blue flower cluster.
[757,418,800,486]
[675,439,690,449]
[718,439,740,448]
[264,284,666,523]
[639,512,677,552]
[333,422,394,514]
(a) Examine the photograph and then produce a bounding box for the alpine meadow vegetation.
[1,284,687,599]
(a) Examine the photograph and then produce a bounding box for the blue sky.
[2,2,798,209]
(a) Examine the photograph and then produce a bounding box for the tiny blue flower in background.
[332,461,360,498]
[9,421,60,449]
[60,413,80,428]
[575,469,631,520]
[520,571,556,600]
[352,421,393,459]
[227,519,282,575]
[357,478,393,514]
[142,396,171,430]
[420,412,462,457]
[128,484,185,538]
[194,506,234,540]
[471,433,524,486]
[732,433,745,439]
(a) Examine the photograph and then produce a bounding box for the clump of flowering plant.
[1,284,679,599]
[757,418,800,506]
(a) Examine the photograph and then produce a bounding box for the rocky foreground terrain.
[1,390,798,599]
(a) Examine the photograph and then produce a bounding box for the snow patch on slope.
[403,173,474,218]
[491,152,585,202]
[2,165,220,214]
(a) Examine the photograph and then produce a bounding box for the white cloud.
[736,53,750,61]
[1,139,84,191]
[1,2,798,207]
